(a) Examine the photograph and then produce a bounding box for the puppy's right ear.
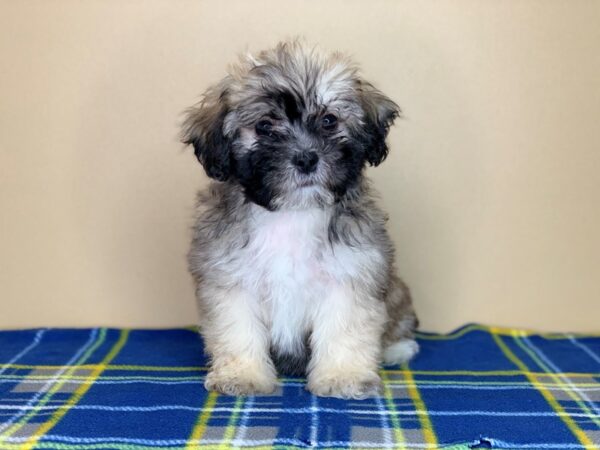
[181,82,232,182]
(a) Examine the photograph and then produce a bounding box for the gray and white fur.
[182,40,418,399]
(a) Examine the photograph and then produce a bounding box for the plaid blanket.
[0,325,598,450]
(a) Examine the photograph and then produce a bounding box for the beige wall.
[1,0,599,332]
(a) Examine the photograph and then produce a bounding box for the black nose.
[292,151,319,174]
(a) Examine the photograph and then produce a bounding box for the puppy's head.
[182,40,400,210]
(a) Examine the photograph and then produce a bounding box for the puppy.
[182,40,418,399]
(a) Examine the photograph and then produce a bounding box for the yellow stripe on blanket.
[186,390,219,450]
[492,332,596,450]
[21,330,130,450]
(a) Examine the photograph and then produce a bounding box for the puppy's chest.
[243,209,332,295]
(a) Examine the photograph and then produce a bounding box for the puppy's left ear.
[358,81,401,167]
[181,81,232,181]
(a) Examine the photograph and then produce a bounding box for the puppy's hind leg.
[382,275,419,365]
[383,338,419,365]
[199,285,277,396]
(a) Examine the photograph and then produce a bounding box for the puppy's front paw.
[307,371,382,399]
[205,363,276,396]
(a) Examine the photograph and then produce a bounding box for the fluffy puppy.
[182,40,418,399]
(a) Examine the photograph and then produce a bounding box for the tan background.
[1,0,599,332]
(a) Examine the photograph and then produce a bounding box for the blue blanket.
[0,324,598,449]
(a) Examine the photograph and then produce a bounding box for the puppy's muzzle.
[293,151,319,174]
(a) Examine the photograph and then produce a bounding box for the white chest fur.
[229,206,384,355]
[240,207,334,352]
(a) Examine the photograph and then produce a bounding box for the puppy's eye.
[321,114,338,131]
[255,119,274,136]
